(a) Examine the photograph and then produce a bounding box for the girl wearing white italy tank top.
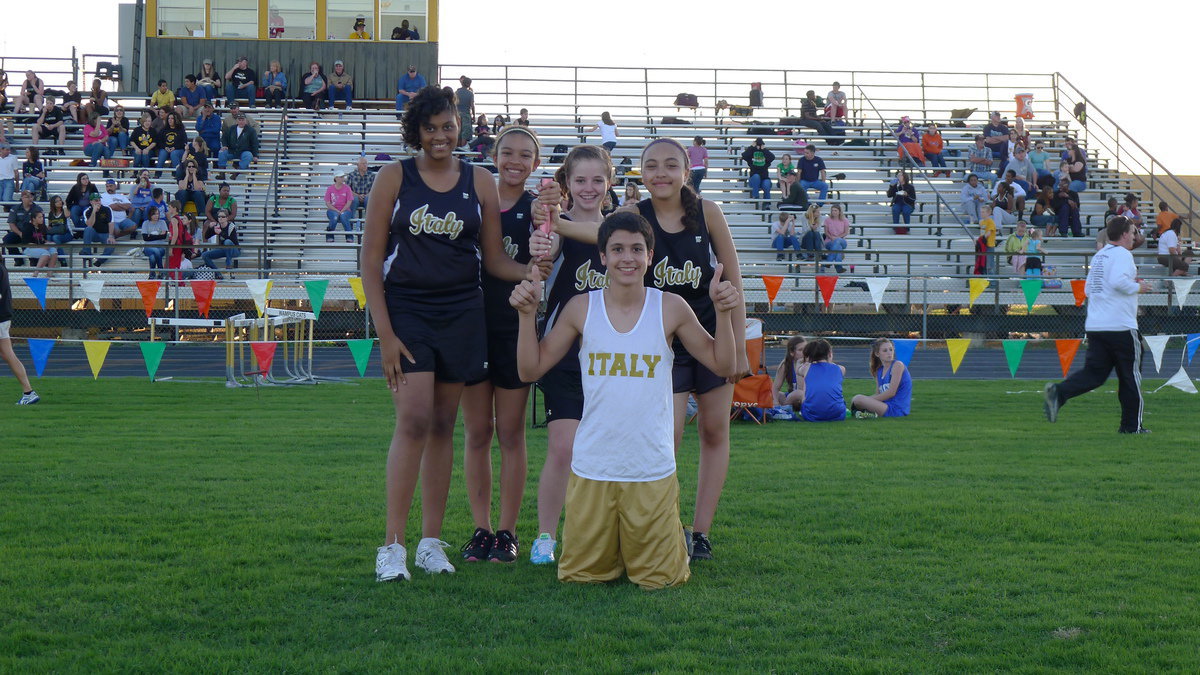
[510,212,739,590]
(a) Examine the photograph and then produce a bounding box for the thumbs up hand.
[511,261,544,315]
[708,262,739,312]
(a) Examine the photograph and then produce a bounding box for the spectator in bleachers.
[4,190,43,265]
[216,114,258,178]
[395,65,426,112]
[129,171,154,225]
[224,57,257,108]
[262,61,288,108]
[921,123,948,176]
[20,148,45,197]
[777,172,808,213]
[1031,185,1056,233]
[19,210,57,274]
[101,179,136,240]
[895,116,924,165]
[469,126,494,162]
[1103,197,1120,229]
[823,203,850,273]
[140,206,169,278]
[1024,228,1044,276]
[1012,118,1031,151]
[800,205,825,262]
[772,212,802,260]
[151,107,169,134]
[454,77,474,146]
[400,18,420,39]
[157,112,189,178]
[0,143,17,203]
[81,193,116,266]
[175,75,204,118]
[687,136,708,192]
[269,5,285,38]
[974,223,990,275]
[1003,145,1037,196]
[328,61,354,110]
[149,79,175,115]
[324,171,356,243]
[32,95,67,147]
[61,81,84,124]
[347,156,375,216]
[205,182,238,224]
[349,16,371,39]
[1115,193,1143,232]
[173,136,210,182]
[195,102,221,154]
[491,113,508,136]
[150,187,168,221]
[0,70,10,113]
[1157,218,1191,276]
[825,82,847,123]
[175,161,207,215]
[66,173,99,230]
[196,60,222,104]
[967,135,994,184]
[982,111,1010,175]
[960,173,989,223]
[798,144,830,206]
[799,90,842,144]
[619,181,641,206]
[991,179,1019,233]
[83,113,112,167]
[1062,138,1087,192]
[166,201,192,280]
[85,79,109,120]
[200,209,240,275]
[14,71,45,114]
[300,62,328,110]
[741,138,774,207]
[1029,140,1053,188]
[994,170,1027,218]
[106,106,130,156]
[776,153,796,184]
[887,170,916,234]
[585,112,619,153]
[46,196,71,257]
[130,112,159,170]
[1004,221,1029,275]
[516,108,530,127]
[1155,201,1184,236]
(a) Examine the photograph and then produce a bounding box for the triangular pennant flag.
[1020,278,1043,313]
[139,341,167,381]
[244,279,273,317]
[1055,338,1081,377]
[83,340,111,379]
[761,275,783,306]
[1171,278,1195,309]
[1161,366,1198,394]
[304,279,329,320]
[27,338,55,377]
[1187,334,1200,365]
[1070,279,1087,307]
[1143,335,1170,373]
[945,338,970,374]
[250,341,277,374]
[136,280,161,318]
[347,339,374,377]
[190,280,216,318]
[968,278,990,309]
[1001,339,1026,378]
[347,277,367,309]
[80,279,105,311]
[893,339,917,368]
[816,275,838,308]
[23,277,48,309]
[865,277,890,311]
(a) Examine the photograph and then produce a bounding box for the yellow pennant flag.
[244,279,274,317]
[347,277,367,309]
[946,338,970,374]
[83,341,112,380]
[968,278,990,308]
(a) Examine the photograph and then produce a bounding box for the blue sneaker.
[529,533,557,564]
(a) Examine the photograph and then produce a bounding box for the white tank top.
[572,288,676,482]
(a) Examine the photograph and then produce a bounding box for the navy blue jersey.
[638,199,717,336]
[542,216,607,373]
[481,190,535,335]
[383,158,483,308]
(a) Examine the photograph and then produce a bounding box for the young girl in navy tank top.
[363,86,533,582]
[635,137,748,562]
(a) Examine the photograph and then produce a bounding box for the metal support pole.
[921,276,928,340]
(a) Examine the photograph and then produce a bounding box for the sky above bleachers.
[4,0,1195,176]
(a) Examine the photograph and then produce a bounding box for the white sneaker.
[375,542,410,582]
[415,538,456,574]
[17,391,40,405]
[529,533,557,564]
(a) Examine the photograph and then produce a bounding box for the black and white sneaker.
[460,527,494,562]
[488,530,519,563]
[690,532,713,562]
[1043,383,1060,423]
[1118,427,1152,434]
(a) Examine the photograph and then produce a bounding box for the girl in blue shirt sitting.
[851,338,912,418]
[796,339,847,422]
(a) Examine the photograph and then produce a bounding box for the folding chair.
[729,318,775,424]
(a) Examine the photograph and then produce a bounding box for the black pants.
[1056,330,1143,431]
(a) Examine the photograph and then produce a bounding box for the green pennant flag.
[304,279,330,320]
[1020,279,1043,313]
[347,339,373,377]
[139,341,167,381]
[1001,339,1027,378]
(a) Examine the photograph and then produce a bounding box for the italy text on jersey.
[585,352,665,378]
[408,204,465,239]
[573,259,608,291]
[651,257,704,290]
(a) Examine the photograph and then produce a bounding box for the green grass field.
[2,378,1198,672]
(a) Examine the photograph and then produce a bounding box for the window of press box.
[209,0,258,38]
[157,0,205,37]
[381,0,427,40]
[327,0,375,39]
[269,0,317,40]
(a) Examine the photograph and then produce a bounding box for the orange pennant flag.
[136,280,161,318]
[762,275,783,306]
[191,280,216,318]
[816,275,838,308]
[1070,279,1087,307]
[1056,338,1082,377]
[250,341,278,374]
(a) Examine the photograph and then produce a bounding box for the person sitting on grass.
[850,337,912,418]
[511,211,739,590]
[773,335,807,411]
[795,339,847,422]
[0,254,40,405]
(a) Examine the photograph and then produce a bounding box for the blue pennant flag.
[893,339,918,368]
[1187,333,1200,365]
[24,277,48,309]
[27,338,56,377]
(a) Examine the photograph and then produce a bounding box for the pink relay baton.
[535,178,555,260]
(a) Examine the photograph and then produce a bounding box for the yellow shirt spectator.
[349,29,371,39]
[150,88,176,109]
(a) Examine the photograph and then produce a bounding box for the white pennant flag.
[1143,335,1170,373]
[865,277,891,311]
[1171,278,1195,309]
[79,279,105,312]
[1154,366,1198,394]
[244,279,273,317]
